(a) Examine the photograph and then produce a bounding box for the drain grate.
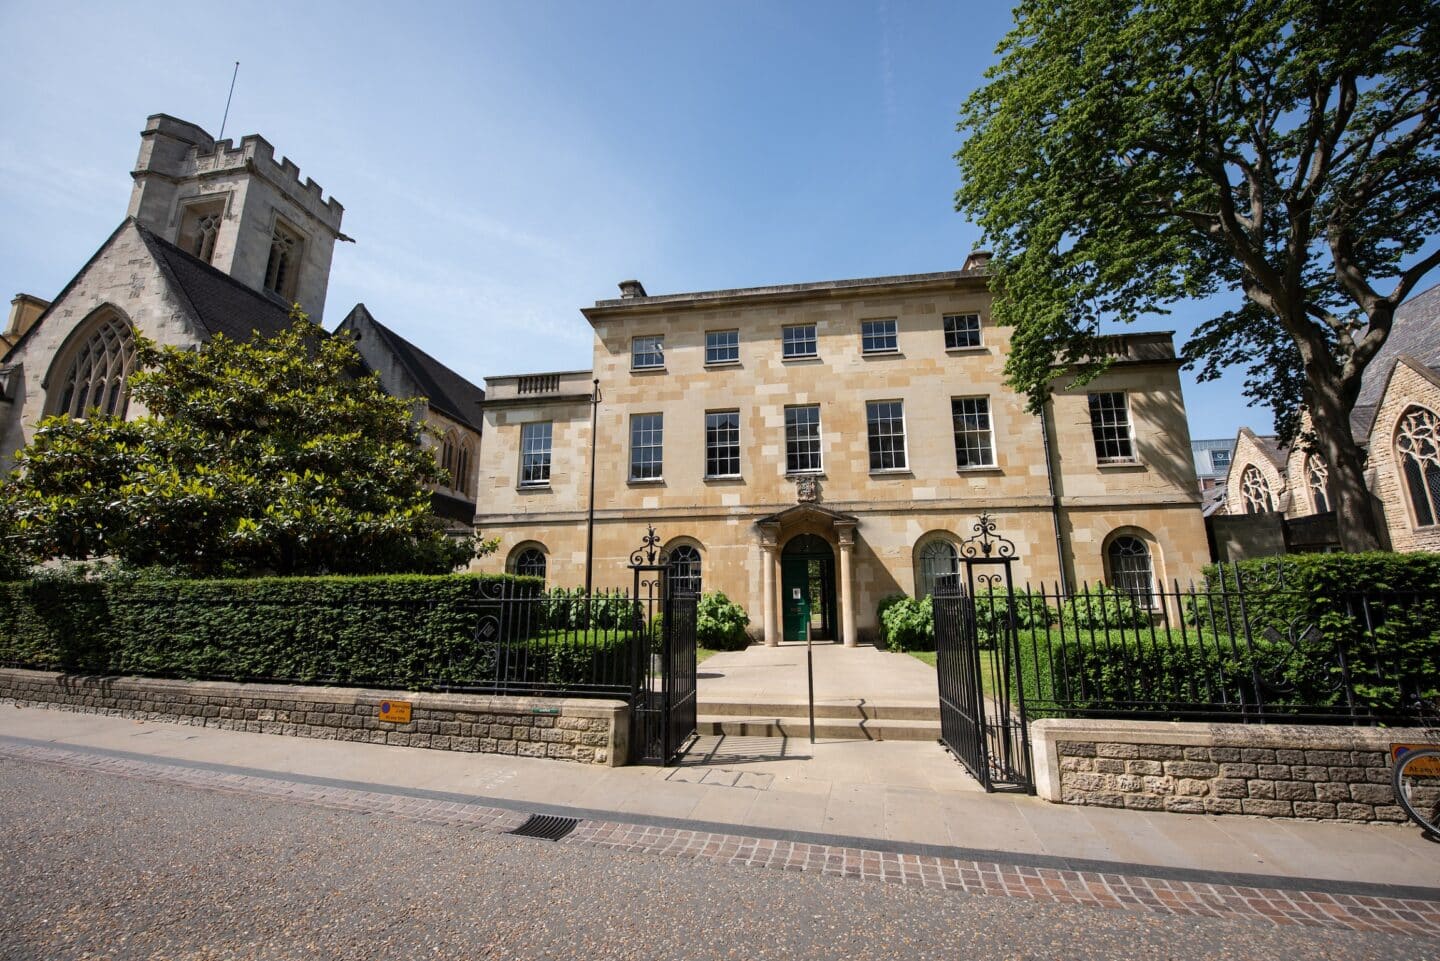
[508,814,580,841]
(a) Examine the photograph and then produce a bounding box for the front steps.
[696,697,941,741]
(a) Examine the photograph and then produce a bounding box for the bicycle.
[1392,743,1440,840]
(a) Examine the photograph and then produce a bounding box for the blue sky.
[2,0,1402,442]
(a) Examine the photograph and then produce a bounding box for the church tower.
[126,114,346,321]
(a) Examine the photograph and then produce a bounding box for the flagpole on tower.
[218,62,240,141]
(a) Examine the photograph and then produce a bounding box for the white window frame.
[951,396,996,469]
[704,409,741,479]
[860,318,898,354]
[518,421,553,488]
[705,329,740,366]
[943,313,982,350]
[782,324,818,360]
[866,399,909,473]
[629,412,664,481]
[1088,391,1136,464]
[631,335,665,370]
[784,404,823,474]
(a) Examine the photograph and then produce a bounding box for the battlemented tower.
[127,114,346,321]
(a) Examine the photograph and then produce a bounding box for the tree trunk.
[1306,376,1385,552]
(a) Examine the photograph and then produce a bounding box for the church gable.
[1364,355,1440,553]
[1223,428,1290,516]
[0,220,248,467]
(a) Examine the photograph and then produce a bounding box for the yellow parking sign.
[378,700,412,724]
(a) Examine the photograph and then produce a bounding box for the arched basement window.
[53,314,136,419]
[1107,535,1155,609]
[1395,405,1440,528]
[917,538,960,596]
[512,546,547,581]
[1306,455,1331,514]
[1240,465,1274,514]
[668,544,702,595]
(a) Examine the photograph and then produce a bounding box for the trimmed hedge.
[0,573,637,692]
[1200,553,1440,714]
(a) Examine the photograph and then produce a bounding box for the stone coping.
[1,669,626,719]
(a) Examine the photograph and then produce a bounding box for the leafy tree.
[956,0,1439,550]
[4,311,491,576]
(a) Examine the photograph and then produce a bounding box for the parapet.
[133,113,345,231]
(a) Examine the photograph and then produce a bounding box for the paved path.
[698,640,937,705]
[3,706,1438,897]
[1,745,1436,957]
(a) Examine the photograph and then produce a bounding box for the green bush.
[974,588,1056,646]
[696,592,751,651]
[539,587,638,631]
[0,572,642,692]
[880,595,934,652]
[1057,585,1150,629]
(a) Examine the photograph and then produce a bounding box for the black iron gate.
[629,527,698,765]
[934,513,1034,792]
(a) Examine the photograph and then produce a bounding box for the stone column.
[760,539,779,647]
[838,528,857,647]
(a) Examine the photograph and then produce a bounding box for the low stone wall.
[1031,718,1440,822]
[0,668,628,766]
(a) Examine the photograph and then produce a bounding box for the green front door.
[781,557,811,641]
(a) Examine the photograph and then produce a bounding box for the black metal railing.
[0,583,657,701]
[971,575,1438,725]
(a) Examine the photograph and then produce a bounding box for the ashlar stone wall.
[1032,718,1439,823]
[0,669,627,766]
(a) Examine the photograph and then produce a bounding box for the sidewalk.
[3,704,1437,891]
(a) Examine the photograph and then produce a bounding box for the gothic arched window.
[438,431,471,494]
[668,544,702,596]
[264,222,303,300]
[1107,535,1155,609]
[53,314,136,419]
[916,538,960,596]
[512,546,547,581]
[1395,406,1440,528]
[1240,465,1274,514]
[1306,455,1331,514]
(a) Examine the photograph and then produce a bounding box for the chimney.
[6,293,50,342]
[618,279,647,299]
[962,250,993,272]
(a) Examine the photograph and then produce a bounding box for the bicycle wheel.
[1393,746,1440,838]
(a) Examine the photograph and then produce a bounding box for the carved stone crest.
[795,475,821,503]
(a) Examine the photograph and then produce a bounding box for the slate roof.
[1355,282,1440,409]
[134,221,296,341]
[340,304,486,432]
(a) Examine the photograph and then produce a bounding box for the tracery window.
[1240,465,1274,514]
[439,431,472,494]
[916,539,960,597]
[1306,455,1330,514]
[1107,535,1155,609]
[668,544,702,596]
[264,222,303,299]
[179,201,224,264]
[1395,406,1440,528]
[53,314,136,419]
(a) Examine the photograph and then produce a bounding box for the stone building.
[472,265,1211,645]
[0,113,484,527]
[1218,283,1440,558]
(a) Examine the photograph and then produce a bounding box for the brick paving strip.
[3,738,1438,939]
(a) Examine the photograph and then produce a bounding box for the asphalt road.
[0,759,1429,960]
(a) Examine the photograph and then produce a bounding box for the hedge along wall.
[0,573,611,693]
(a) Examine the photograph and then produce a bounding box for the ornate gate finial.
[958,511,1016,559]
[629,525,671,568]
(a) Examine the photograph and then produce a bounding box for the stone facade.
[127,114,345,322]
[473,270,1211,643]
[1366,358,1440,553]
[1032,718,1440,822]
[0,220,210,465]
[0,668,627,765]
